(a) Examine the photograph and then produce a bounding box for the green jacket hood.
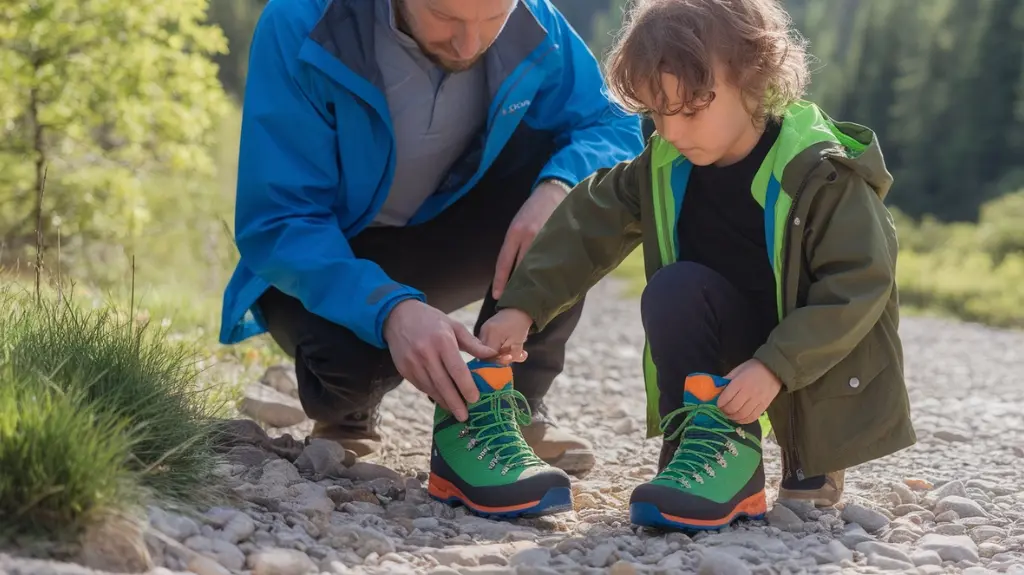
[780,101,894,202]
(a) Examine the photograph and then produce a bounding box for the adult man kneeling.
[218,0,643,479]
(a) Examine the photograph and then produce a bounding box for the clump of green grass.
[0,365,141,538]
[0,284,226,537]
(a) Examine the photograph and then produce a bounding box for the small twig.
[56,226,62,305]
[34,164,48,306]
[130,254,136,325]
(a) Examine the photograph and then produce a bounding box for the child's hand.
[717,359,783,424]
[479,308,534,364]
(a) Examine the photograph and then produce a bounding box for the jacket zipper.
[779,155,827,481]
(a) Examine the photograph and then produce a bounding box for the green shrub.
[0,286,224,508]
[896,248,1024,328]
[0,365,140,537]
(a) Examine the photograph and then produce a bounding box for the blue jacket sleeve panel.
[525,0,645,191]
[233,1,425,349]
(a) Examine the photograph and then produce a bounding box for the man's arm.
[233,2,424,349]
[526,1,645,190]
[753,171,898,392]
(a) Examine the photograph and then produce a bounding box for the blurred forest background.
[2,0,1023,342]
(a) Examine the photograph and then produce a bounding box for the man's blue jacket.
[219,0,644,348]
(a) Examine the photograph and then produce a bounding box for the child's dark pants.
[639,261,776,471]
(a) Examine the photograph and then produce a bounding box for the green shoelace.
[457,388,545,474]
[656,404,761,488]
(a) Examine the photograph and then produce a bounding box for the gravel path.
[3,277,1023,574]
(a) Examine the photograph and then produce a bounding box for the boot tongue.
[669,373,734,469]
[465,360,519,452]
[683,373,731,430]
[467,359,513,395]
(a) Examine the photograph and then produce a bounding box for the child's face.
[640,64,762,167]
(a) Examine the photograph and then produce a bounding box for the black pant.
[639,261,776,471]
[256,145,585,426]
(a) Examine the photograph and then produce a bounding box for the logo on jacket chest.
[501,99,532,116]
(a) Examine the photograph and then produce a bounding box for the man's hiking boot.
[310,407,383,458]
[520,406,596,476]
[428,360,573,518]
[778,459,845,507]
[629,373,767,531]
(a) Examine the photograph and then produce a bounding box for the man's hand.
[492,180,569,300]
[717,359,783,424]
[383,299,498,422]
[478,308,534,365]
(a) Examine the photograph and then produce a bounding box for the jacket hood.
[777,101,894,202]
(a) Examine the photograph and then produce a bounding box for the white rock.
[916,533,980,563]
[508,547,551,567]
[934,495,988,518]
[261,364,299,397]
[412,517,440,530]
[856,541,914,565]
[910,549,942,566]
[890,482,918,505]
[341,461,405,482]
[612,418,634,434]
[295,438,349,476]
[697,549,752,575]
[929,480,969,503]
[428,543,533,567]
[766,504,804,530]
[809,541,852,564]
[217,512,255,544]
[186,555,231,575]
[841,503,891,533]
[149,508,200,541]
[284,482,335,521]
[203,507,240,529]
[933,429,972,442]
[588,543,617,568]
[249,548,317,575]
[866,554,914,570]
[972,525,1007,542]
[240,384,307,427]
[260,458,302,486]
[183,535,245,571]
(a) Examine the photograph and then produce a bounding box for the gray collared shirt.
[370,0,489,227]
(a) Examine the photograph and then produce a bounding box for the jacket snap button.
[793,217,801,226]
[849,377,860,388]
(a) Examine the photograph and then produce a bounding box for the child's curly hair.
[604,0,810,122]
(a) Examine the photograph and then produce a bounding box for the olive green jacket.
[497,101,916,477]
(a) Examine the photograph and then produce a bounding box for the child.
[478,0,916,531]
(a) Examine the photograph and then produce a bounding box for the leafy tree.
[0,0,231,260]
[207,0,266,99]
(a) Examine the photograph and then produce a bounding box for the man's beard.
[393,0,484,73]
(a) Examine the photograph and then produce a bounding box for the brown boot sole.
[776,487,843,507]
[309,428,381,459]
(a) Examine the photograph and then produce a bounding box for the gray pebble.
[841,503,891,533]
[697,549,751,575]
[934,495,988,518]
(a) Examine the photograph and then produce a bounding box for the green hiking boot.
[427,359,572,518]
[630,373,767,531]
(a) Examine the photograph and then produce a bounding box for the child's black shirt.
[677,120,782,334]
